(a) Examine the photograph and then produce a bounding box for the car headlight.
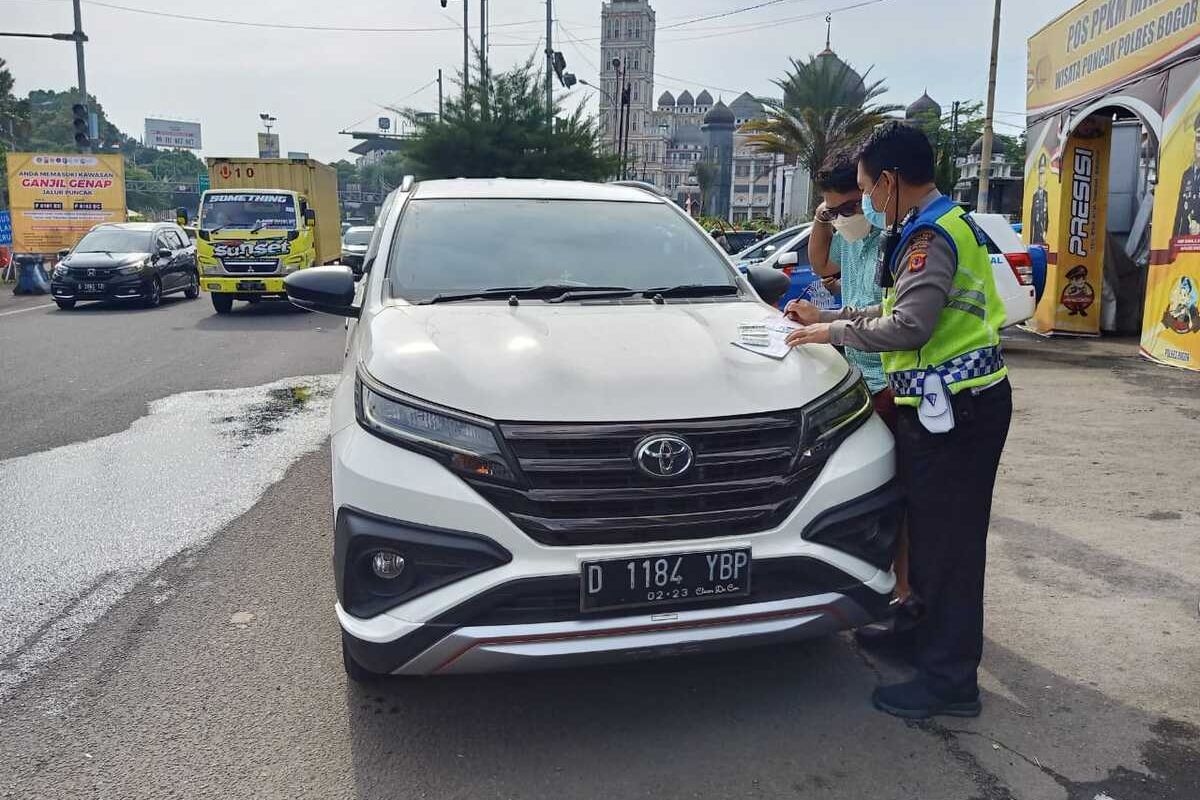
[53,263,70,277]
[117,260,147,275]
[356,372,518,484]
[797,367,873,465]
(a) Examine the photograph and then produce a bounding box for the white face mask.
[831,212,871,243]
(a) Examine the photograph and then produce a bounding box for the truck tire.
[211,293,234,314]
[184,272,200,299]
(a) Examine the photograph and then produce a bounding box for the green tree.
[910,102,1021,196]
[740,53,901,214]
[0,58,32,208]
[331,159,357,189]
[396,56,617,180]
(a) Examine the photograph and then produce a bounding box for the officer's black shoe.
[871,679,982,720]
[853,596,923,654]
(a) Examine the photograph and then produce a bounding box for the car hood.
[62,252,146,268]
[360,300,849,422]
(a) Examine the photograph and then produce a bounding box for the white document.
[732,314,802,360]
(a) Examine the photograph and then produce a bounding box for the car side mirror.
[745,265,790,306]
[57,248,70,259]
[285,265,359,317]
[157,248,172,260]
[304,208,317,227]
[776,251,799,268]
[763,245,776,255]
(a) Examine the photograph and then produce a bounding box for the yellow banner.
[1028,0,1200,113]
[5,152,126,253]
[1141,85,1200,367]
[1033,116,1112,334]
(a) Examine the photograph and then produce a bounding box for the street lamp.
[259,112,276,132]
[438,0,469,103]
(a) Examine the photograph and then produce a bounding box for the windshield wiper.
[419,285,635,305]
[641,284,740,300]
[250,221,266,233]
[208,225,227,235]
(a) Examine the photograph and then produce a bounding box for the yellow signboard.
[4,152,126,253]
[1141,87,1200,367]
[1028,0,1200,114]
[1032,116,1111,335]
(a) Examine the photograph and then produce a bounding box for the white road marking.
[0,303,55,318]
[0,374,337,701]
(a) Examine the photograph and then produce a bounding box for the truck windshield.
[74,228,153,254]
[200,193,297,231]
[387,198,735,302]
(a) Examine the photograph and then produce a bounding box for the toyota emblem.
[635,435,694,478]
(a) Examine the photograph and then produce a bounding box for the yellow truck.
[193,157,341,314]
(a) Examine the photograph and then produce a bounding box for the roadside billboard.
[257,133,280,159]
[4,152,126,253]
[144,118,202,150]
[1027,0,1200,116]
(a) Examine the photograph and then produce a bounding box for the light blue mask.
[862,177,891,229]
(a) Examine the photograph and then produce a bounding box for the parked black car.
[340,225,372,274]
[51,222,199,310]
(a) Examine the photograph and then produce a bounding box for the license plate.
[81,282,104,292]
[237,280,266,291]
[580,547,751,613]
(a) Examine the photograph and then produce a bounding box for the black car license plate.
[580,548,751,613]
[81,282,104,292]
[237,280,267,291]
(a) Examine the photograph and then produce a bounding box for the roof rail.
[400,175,415,192]
[608,179,665,196]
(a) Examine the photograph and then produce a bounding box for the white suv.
[285,179,900,680]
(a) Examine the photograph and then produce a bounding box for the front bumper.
[201,276,286,296]
[332,406,899,675]
[51,274,150,301]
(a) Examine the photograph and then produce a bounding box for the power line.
[658,0,814,31]
[73,1,542,33]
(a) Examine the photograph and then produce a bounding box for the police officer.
[1030,153,1049,245]
[785,121,1012,719]
[1173,111,1200,237]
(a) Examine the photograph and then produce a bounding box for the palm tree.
[740,53,901,215]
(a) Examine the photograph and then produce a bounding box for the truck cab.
[196,189,316,313]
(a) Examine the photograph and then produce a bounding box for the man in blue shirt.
[798,150,916,632]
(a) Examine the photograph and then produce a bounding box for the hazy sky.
[3,0,1073,164]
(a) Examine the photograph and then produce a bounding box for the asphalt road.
[0,294,1197,800]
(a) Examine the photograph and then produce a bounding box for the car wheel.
[342,633,382,684]
[143,277,162,309]
[184,271,200,299]
[55,299,76,310]
[211,293,234,314]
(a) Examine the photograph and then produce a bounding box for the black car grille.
[70,267,115,279]
[464,411,824,546]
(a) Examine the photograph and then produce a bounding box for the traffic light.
[552,51,576,89]
[71,103,89,149]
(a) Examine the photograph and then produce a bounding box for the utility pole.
[976,0,1001,212]
[463,0,469,103]
[437,69,444,120]
[480,0,488,100]
[71,0,91,149]
[545,0,554,128]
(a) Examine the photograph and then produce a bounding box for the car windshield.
[74,228,153,253]
[199,193,297,231]
[387,198,735,302]
[344,228,372,246]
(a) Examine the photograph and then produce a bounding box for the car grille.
[70,267,115,279]
[464,411,824,546]
[221,260,279,274]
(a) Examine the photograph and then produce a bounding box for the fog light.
[371,550,406,580]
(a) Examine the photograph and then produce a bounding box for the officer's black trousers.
[894,378,1012,699]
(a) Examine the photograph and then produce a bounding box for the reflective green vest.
[880,196,1008,407]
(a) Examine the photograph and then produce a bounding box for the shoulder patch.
[907,251,927,272]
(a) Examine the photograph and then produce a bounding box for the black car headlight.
[117,260,148,275]
[356,371,519,484]
[797,367,873,466]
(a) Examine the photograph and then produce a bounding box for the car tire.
[143,277,162,309]
[211,293,234,314]
[184,271,200,299]
[55,299,75,310]
[341,633,382,684]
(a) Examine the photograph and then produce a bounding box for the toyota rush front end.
[286,179,901,680]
